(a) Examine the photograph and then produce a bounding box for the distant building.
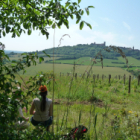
[90,42,106,47]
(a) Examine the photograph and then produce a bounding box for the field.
[16,63,133,78]
[50,56,140,67]
[18,73,140,139]
[5,54,140,139]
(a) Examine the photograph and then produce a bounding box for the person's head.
[39,85,48,112]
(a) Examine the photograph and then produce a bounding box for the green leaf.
[28,29,31,35]
[21,53,27,56]
[85,22,92,29]
[78,0,81,4]
[15,30,20,37]
[70,14,74,19]
[81,10,84,15]
[52,23,56,29]
[76,14,81,24]
[85,8,89,15]
[12,32,16,38]
[39,57,44,63]
[6,26,11,33]
[88,6,94,8]
[43,51,50,57]
[80,21,84,30]
[64,20,69,28]
[65,2,70,7]
[3,31,6,37]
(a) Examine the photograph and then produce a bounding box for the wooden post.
[138,75,140,86]
[60,72,61,77]
[97,74,99,80]
[109,74,111,84]
[119,75,120,80]
[124,74,125,85]
[102,74,104,80]
[75,73,77,79]
[128,75,131,93]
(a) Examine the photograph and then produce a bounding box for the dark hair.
[40,91,47,112]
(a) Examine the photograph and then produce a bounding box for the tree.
[0,0,93,38]
[0,0,94,139]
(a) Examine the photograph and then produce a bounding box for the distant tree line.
[29,44,140,60]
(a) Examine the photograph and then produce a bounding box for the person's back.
[30,85,53,132]
[33,97,52,121]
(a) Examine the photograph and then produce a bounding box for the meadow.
[15,62,132,77]
[7,54,140,139]
[14,69,140,139]
[49,56,140,68]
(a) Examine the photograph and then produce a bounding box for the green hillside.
[48,56,140,68]
[30,44,140,60]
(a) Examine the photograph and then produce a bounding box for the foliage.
[33,44,140,61]
[0,0,94,139]
[0,42,51,139]
[0,0,93,38]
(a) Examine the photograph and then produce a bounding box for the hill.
[4,50,27,54]
[30,43,140,60]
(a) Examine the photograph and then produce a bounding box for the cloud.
[123,22,131,31]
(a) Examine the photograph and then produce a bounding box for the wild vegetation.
[15,71,140,140]
[1,0,140,140]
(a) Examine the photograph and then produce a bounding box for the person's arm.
[49,102,53,117]
[30,101,35,115]
[23,107,28,113]
[18,107,29,121]
[22,116,29,121]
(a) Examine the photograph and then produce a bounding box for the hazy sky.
[1,0,140,52]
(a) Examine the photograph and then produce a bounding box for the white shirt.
[33,97,52,121]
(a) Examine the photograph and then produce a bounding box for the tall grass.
[19,71,140,139]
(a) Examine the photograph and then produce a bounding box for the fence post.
[128,75,131,93]
[102,74,104,80]
[60,72,61,77]
[109,74,111,84]
[124,74,125,85]
[119,75,120,80]
[97,74,99,80]
[75,73,77,79]
[138,75,140,86]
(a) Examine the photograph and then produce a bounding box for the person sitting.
[12,87,30,130]
[30,85,53,132]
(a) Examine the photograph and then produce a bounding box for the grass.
[48,56,140,68]
[4,54,140,139]
[15,62,133,78]
[16,72,140,139]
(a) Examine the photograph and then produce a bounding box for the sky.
[1,0,140,52]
